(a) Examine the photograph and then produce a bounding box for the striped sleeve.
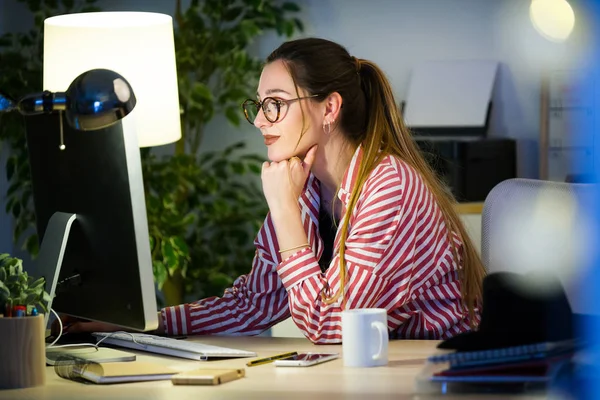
[160,216,291,336]
[277,166,405,344]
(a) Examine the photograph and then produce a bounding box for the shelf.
[454,202,484,214]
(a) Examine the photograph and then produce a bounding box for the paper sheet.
[404,60,498,127]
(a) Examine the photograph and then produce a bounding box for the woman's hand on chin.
[261,145,318,214]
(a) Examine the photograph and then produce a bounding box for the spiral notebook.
[428,340,578,369]
[57,361,177,384]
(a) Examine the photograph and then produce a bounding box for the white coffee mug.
[341,308,389,367]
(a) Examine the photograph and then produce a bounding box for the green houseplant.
[0,253,51,317]
[1,0,304,307]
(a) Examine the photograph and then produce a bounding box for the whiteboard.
[404,60,498,127]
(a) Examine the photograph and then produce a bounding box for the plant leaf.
[42,292,53,303]
[14,258,23,275]
[170,236,190,258]
[23,234,39,256]
[6,155,17,181]
[28,277,45,290]
[24,292,39,305]
[0,281,10,298]
[153,260,167,289]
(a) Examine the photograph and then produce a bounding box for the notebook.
[171,368,245,385]
[427,340,577,369]
[433,355,572,378]
[72,361,177,384]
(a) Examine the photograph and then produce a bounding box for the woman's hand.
[261,145,318,214]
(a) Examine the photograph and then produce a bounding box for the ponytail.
[323,59,485,327]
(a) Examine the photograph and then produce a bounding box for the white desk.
[0,336,546,399]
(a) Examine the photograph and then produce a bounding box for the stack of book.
[416,339,578,394]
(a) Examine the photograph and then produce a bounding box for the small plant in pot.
[0,253,50,389]
[0,253,50,318]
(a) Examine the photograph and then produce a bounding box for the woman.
[62,38,485,344]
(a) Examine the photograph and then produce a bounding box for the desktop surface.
[1,336,548,400]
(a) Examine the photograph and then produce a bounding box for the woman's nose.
[253,106,271,129]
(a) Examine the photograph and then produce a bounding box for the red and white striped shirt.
[161,146,477,343]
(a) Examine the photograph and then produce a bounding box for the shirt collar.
[337,145,363,206]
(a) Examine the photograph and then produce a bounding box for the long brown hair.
[266,38,485,325]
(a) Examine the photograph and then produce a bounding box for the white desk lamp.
[43,11,181,147]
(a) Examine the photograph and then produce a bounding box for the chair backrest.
[481,178,597,315]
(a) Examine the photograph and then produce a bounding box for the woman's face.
[254,60,323,162]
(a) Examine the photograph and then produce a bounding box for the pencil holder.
[0,314,46,389]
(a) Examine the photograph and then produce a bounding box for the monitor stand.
[37,211,77,330]
[38,212,136,365]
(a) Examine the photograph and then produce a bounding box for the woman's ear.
[323,92,343,126]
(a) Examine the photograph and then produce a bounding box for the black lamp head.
[65,68,136,131]
[4,69,136,131]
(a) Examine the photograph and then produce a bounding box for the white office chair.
[480,178,598,315]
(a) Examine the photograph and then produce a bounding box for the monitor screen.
[24,112,158,332]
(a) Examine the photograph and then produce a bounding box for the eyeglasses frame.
[242,94,323,125]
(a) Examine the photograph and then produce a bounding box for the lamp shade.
[44,12,181,147]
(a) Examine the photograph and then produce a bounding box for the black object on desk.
[438,271,575,352]
[400,99,517,202]
[422,271,579,394]
[416,138,517,202]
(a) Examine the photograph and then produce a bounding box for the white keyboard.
[92,332,257,361]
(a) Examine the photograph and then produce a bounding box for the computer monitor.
[23,111,158,333]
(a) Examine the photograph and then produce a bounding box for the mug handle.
[371,321,388,361]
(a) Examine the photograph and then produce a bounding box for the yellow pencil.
[246,351,298,367]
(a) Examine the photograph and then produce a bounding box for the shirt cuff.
[276,247,321,290]
[161,304,191,336]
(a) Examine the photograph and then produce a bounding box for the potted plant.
[0,253,51,317]
[0,253,50,389]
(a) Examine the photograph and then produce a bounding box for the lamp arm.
[17,91,67,115]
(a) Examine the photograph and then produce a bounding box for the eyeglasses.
[242,94,322,125]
